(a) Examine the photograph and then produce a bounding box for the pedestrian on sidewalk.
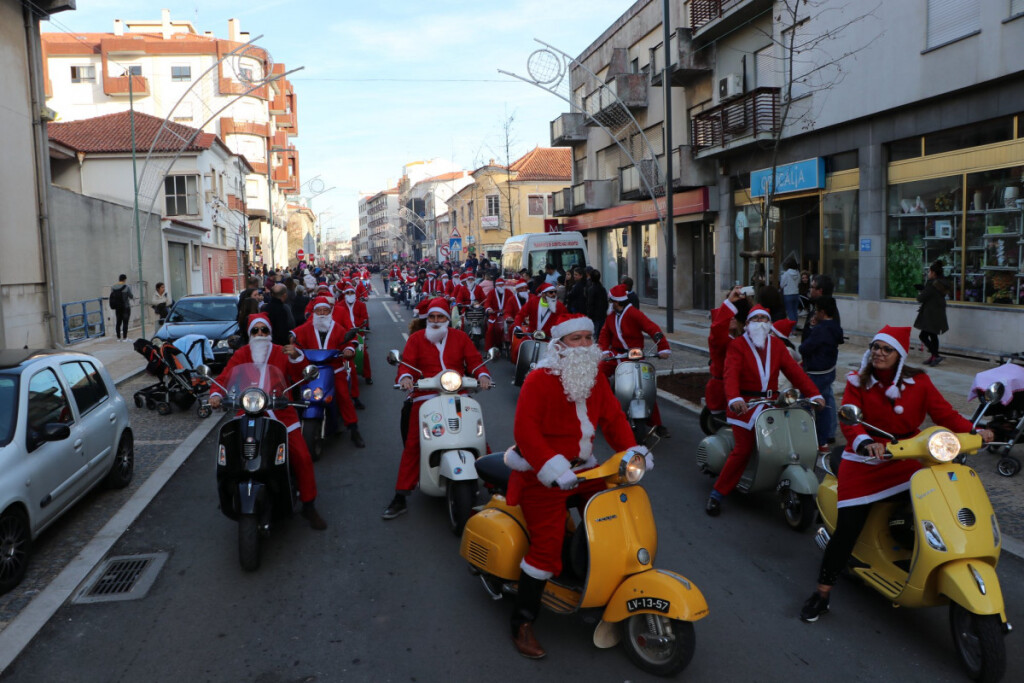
[914,260,950,366]
[150,282,171,325]
[798,296,843,453]
[110,274,135,342]
[780,256,801,322]
[800,274,839,343]
[620,276,640,310]
[585,269,608,335]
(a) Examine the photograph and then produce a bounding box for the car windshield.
[167,299,237,323]
[221,362,290,398]
[0,377,18,447]
[529,248,585,275]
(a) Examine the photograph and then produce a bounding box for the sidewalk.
[640,303,1024,550]
[66,328,149,384]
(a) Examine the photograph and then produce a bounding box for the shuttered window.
[754,45,779,89]
[926,0,980,50]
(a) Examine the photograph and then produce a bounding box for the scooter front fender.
[439,450,478,481]
[779,464,819,496]
[937,559,1007,621]
[600,569,709,624]
[237,480,267,516]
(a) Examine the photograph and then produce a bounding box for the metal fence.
[62,298,106,344]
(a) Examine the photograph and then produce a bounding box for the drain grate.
[73,552,168,604]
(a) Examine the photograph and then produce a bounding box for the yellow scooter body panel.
[601,569,709,623]
[580,485,658,609]
[936,559,1006,620]
[459,496,528,581]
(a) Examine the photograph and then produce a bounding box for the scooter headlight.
[927,430,960,462]
[618,450,647,484]
[628,348,643,360]
[240,388,268,414]
[440,370,463,392]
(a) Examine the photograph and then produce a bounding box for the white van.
[500,232,587,278]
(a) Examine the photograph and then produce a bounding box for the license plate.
[626,597,671,613]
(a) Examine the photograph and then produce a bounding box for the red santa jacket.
[291,316,355,377]
[837,369,973,507]
[452,283,486,307]
[396,328,491,402]
[355,282,369,301]
[389,266,401,279]
[723,333,822,430]
[513,295,566,335]
[598,304,670,356]
[423,277,442,295]
[705,298,738,412]
[505,369,635,505]
[333,300,369,329]
[209,343,305,430]
[503,291,527,321]
[440,278,454,297]
[483,287,507,322]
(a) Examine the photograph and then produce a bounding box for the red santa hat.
[746,305,772,321]
[440,272,450,280]
[536,282,556,296]
[427,271,437,278]
[416,298,431,320]
[426,297,451,320]
[549,313,594,342]
[857,325,912,401]
[609,284,629,301]
[247,313,271,335]
[514,279,529,290]
[310,296,333,312]
[341,280,356,293]
[495,277,506,287]
[772,319,797,339]
[461,271,474,282]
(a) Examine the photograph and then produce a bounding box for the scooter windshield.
[222,362,291,398]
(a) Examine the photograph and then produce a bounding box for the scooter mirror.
[302,365,319,382]
[196,364,212,380]
[984,382,1005,404]
[387,349,401,365]
[838,404,863,425]
[486,347,499,362]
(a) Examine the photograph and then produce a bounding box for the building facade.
[367,189,400,262]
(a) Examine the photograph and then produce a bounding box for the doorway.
[775,196,820,278]
[168,242,189,301]
[690,222,715,310]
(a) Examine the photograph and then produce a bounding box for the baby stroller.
[967,360,1024,477]
[132,335,213,418]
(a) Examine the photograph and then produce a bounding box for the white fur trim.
[551,316,594,341]
[846,371,860,387]
[520,559,553,581]
[851,434,873,453]
[289,349,305,363]
[576,400,595,462]
[872,332,908,358]
[504,446,533,472]
[427,305,451,319]
[722,299,738,314]
[536,454,572,486]
[894,405,904,414]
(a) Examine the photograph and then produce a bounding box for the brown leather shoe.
[301,505,328,531]
[512,623,546,659]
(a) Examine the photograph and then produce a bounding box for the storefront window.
[640,223,658,300]
[734,204,764,289]
[822,190,859,294]
[603,227,629,286]
[964,167,1024,305]
[886,175,962,298]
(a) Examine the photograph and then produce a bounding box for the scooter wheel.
[446,480,478,536]
[949,603,1005,683]
[302,420,324,462]
[699,406,723,435]
[997,457,1020,477]
[238,514,262,572]
[780,489,815,532]
[621,615,695,677]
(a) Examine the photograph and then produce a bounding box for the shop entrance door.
[776,196,820,277]
[168,242,189,300]
[691,222,715,310]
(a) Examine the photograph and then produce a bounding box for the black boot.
[301,501,327,530]
[510,572,547,658]
[349,424,366,448]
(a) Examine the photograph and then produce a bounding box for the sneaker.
[381,494,407,520]
[930,355,944,366]
[353,398,366,410]
[800,591,830,622]
[365,377,373,385]
[705,495,721,517]
[351,429,366,448]
[654,425,671,439]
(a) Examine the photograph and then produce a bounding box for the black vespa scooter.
[199,362,318,571]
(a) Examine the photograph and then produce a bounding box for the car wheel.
[0,508,31,595]
[104,431,135,489]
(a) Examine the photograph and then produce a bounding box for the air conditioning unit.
[718,73,743,101]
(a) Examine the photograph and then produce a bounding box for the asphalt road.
[3,291,1022,682]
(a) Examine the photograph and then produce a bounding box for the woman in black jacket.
[914,260,950,366]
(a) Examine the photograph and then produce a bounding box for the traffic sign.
[450,228,461,240]
[449,238,462,254]
[296,249,305,261]
[439,246,450,256]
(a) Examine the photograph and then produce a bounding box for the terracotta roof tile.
[509,147,571,181]
[48,111,218,154]
[422,171,467,183]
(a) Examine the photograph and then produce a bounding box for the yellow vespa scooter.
[460,448,708,677]
[815,388,1012,683]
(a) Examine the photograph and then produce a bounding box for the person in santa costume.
[333,280,373,390]
[598,283,673,437]
[483,276,509,352]
[707,306,824,516]
[381,298,493,520]
[452,271,486,308]
[208,313,328,530]
[705,286,751,420]
[440,272,454,298]
[771,317,800,362]
[511,282,566,364]
[290,297,365,448]
[503,312,650,658]
[799,325,993,622]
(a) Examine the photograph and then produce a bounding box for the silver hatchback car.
[0,349,134,594]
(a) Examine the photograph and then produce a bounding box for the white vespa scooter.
[609,347,660,444]
[387,348,497,534]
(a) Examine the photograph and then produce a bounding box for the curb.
[0,412,223,673]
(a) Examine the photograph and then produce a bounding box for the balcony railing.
[649,28,711,87]
[103,74,149,97]
[572,180,615,211]
[550,113,587,146]
[582,73,648,127]
[690,0,773,40]
[619,160,663,199]
[553,188,571,216]
[690,86,779,155]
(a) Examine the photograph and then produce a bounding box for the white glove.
[555,469,579,490]
[658,350,670,359]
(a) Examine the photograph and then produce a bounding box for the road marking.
[383,301,400,324]
[135,439,183,446]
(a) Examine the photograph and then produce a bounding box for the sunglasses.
[250,327,271,336]
[869,343,895,354]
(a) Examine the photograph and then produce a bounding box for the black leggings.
[919,330,939,356]
[115,307,131,339]
[817,492,908,586]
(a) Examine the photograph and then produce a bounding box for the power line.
[291,77,518,83]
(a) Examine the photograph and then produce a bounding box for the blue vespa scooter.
[299,348,344,460]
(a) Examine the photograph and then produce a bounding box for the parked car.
[0,349,134,594]
[152,294,239,370]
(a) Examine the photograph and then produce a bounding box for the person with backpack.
[110,274,135,342]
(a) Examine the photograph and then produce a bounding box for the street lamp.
[267,144,289,269]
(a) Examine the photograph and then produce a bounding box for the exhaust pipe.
[814,527,831,551]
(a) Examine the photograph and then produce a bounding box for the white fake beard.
[747,321,771,349]
[540,343,602,403]
[313,314,331,334]
[344,294,356,304]
[249,336,272,364]
[425,321,449,344]
[518,292,528,301]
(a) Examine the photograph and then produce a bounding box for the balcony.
[550,113,587,146]
[103,74,148,97]
[571,180,615,212]
[582,73,648,128]
[690,0,773,43]
[553,188,572,217]
[619,148,716,199]
[649,28,712,87]
[690,86,779,157]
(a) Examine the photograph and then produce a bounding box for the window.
[60,361,109,415]
[485,195,500,217]
[171,65,191,82]
[822,190,859,295]
[164,175,199,216]
[0,378,16,447]
[246,178,259,199]
[27,368,73,451]
[754,46,778,89]
[468,200,474,222]
[191,243,201,271]
[528,195,546,216]
[547,195,555,215]
[926,0,980,50]
[126,65,142,76]
[70,65,95,83]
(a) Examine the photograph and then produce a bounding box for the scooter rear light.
[275,444,287,465]
[922,520,947,552]
[217,445,226,466]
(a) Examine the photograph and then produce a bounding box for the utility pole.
[129,72,146,338]
[662,0,675,332]
[266,138,275,270]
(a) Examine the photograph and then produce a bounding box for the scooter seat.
[476,452,511,491]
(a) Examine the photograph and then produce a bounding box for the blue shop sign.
[750,158,826,198]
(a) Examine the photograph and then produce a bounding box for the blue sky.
[47,1,633,241]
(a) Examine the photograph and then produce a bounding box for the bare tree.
[477,110,521,239]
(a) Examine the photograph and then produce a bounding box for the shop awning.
[561,187,712,231]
